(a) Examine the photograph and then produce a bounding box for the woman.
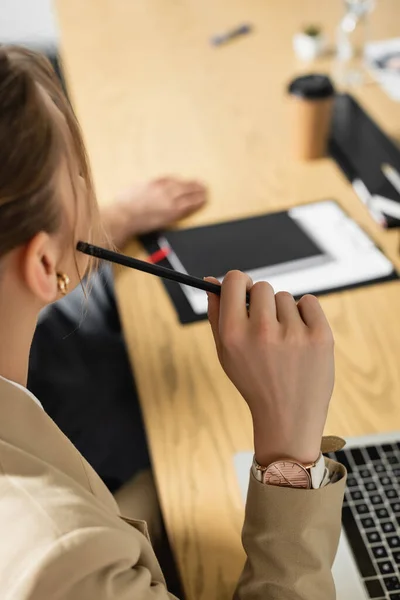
[28,177,208,494]
[0,45,345,599]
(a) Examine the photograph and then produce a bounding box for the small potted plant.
[293,25,326,61]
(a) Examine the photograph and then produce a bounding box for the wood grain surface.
[57,1,400,597]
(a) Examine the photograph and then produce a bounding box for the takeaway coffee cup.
[288,74,335,160]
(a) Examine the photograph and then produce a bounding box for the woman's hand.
[206,272,335,467]
[103,177,207,248]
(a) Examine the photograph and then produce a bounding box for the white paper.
[366,38,400,101]
[160,201,394,315]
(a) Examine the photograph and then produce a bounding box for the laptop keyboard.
[328,443,400,599]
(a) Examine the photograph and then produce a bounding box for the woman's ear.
[22,232,59,304]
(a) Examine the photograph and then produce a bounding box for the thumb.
[204,277,222,359]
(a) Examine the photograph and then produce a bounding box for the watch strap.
[309,452,326,489]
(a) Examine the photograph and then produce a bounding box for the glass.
[336,0,376,85]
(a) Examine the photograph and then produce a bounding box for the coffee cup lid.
[288,74,335,99]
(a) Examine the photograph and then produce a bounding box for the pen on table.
[371,195,400,220]
[211,23,252,46]
[76,241,251,305]
[352,178,387,226]
[382,163,400,194]
[370,163,400,221]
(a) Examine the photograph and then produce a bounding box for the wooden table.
[57,1,400,597]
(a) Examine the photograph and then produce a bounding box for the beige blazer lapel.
[0,377,117,512]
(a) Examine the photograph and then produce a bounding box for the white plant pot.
[293,32,326,61]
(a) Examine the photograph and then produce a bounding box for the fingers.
[275,291,303,326]
[177,181,207,208]
[178,191,207,214]
[177,180,206,196]
[297,295,332,337]
[156,177,206,199]
[155,175,203,187]
[162,180,187,200]
[248,282,276,326]
[249,286,303,329]
[157,178,207,221]
[219,271,252,339]
[206,273,332,356]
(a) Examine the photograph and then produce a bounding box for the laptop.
[234,431,400,599]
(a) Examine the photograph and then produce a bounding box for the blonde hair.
[0,45,99,260]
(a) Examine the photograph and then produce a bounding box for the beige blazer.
[0,376,345,599]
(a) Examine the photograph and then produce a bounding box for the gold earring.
[56,272,70,296]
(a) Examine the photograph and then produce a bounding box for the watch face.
[263,461,311,489]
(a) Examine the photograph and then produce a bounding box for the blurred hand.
[103,177,207,247]
[205,272,335,467]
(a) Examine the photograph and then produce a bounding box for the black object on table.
[330,93,400,228]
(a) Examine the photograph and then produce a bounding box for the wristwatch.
[252,453,327,489]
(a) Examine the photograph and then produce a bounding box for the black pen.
[211,23,252,46]
[77,242,251,304]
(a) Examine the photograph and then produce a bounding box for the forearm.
[234,458,346,600]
